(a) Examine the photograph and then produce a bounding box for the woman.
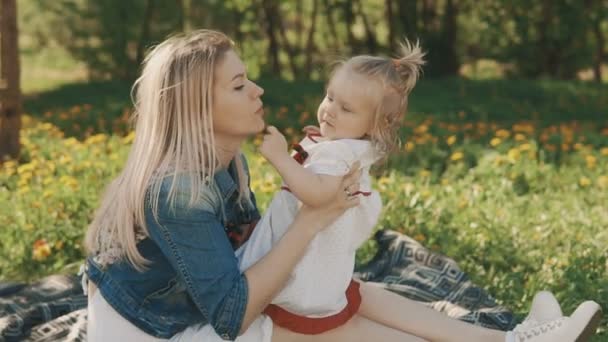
[84,30,601,342]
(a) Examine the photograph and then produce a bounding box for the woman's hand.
[294,161,362,235]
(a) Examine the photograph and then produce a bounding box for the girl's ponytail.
[393,40,426,95]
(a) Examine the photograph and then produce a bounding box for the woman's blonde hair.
[85,30,251,270]
[335,40,425,157]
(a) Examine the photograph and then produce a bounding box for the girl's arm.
[260,126,342,207]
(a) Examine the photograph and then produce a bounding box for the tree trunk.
[136,0,155,69]
[397,0,417,39]
[385,0,395,51]
[343,0,357,51]
[272,1,299,78]
[261,0,282,75]
[304,0,319,76]
[322,0,340,52]
[592,19,604,82]
[0,0,22,160]
[442,0,459,75]
[295,1,303,49]
[355,0,377,54]
[422,0,437,31]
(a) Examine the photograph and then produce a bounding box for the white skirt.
[87,290,273,342]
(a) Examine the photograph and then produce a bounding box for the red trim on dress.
[263,280,361,334]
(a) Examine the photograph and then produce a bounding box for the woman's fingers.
[341,161,362,195]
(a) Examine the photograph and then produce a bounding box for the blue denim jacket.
[86,157,260,340]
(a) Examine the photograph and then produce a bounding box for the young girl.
[236,40,425,334]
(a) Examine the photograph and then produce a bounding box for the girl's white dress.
[236,136,382,317]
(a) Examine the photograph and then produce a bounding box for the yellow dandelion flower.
[43,190,54,199]
[17,163,35,174]
[122,131,136,144]
[495,129,511,139]
[405,141,415,152]
[32,239,52,261]
[597,175,608,189]
[3,160,17,169]
[402,182,415,195]
[414,233,426,242]
[17,186,31,195]
[450,152,464,161]
[561,143,570,152]
[419,169,431,178]
[579,177,591,187]
[446,135,457,146]
[378,176,392,186]
[585,155,597,169]
[421,189,432,199]
[574,143,584,151]
[519,143,532,152]
[514,133,526,142]
[600,147,608,156]
[490,138,501,147]
[85,133,108,145]
[507,148,520,161]
[414,124,429,134]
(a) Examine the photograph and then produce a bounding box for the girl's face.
[212,50,265,143]
[316,67,379,140]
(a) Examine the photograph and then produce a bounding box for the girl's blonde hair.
[85,30,251,270]
[336,40,425,157]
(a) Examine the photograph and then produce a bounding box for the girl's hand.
[295,161,362,234]
[260,126,289,164]
[302,125,321,136]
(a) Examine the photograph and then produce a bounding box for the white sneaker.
[507,300,602,342]
[524,291,563,323]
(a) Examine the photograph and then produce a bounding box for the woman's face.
[212,50,265,143]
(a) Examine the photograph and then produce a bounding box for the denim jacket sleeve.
[145,184,248,341]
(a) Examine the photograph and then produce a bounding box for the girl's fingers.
[302,125,320,133]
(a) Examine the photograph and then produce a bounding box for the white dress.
[236,136,382,317]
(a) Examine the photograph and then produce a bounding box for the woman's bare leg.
[271,313,428,342]
[357,281,506,342]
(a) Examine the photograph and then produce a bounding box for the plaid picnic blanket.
[0,229,516,341]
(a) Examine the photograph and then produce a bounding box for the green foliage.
[18,0,608,81]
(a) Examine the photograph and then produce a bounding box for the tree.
[0,0,21,160]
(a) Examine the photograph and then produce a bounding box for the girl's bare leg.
[271,313,428,342]
[357,281,507,342]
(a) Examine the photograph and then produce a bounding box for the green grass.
[4,77,606,340]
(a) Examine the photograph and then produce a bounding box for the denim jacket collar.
[213,160,238,200]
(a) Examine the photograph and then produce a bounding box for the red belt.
[263,280,361,334]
